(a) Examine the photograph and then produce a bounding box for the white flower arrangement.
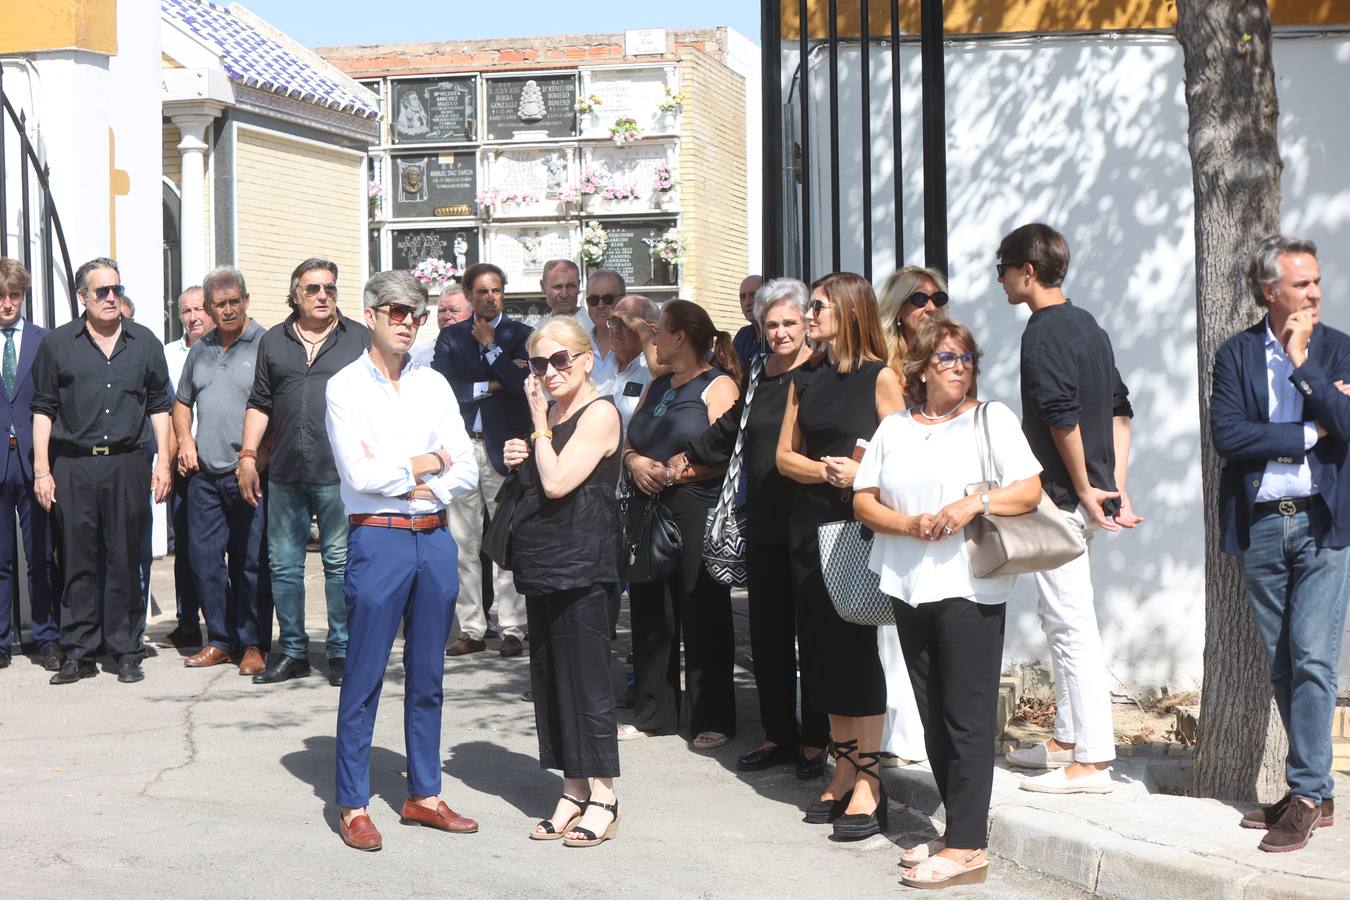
[410,258,458,288]
[657,86,685,113]
[609,117,642,146]
[581,221,609,266]
[649,228,684,266]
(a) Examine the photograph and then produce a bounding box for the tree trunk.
[1176,1,1288,802]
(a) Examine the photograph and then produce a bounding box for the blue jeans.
[1241,502,1350,803]
[189,470,268,652]
[268,478,348,660]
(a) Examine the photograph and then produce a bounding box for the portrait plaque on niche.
[484,74,578,141]
[391,153,478,218]
[589,219,679,289]
[391,76,477,144]
[486,225,577,285]
[390,227,480,274]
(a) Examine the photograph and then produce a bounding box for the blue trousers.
[0,442,59,653]
[268,479,348,660]
[1241,503,1350,803]
[188,470,269,652]
[335,522,458,809]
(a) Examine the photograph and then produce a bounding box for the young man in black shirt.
[996,224,1143,794]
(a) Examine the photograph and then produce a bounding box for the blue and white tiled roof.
[162,0,378,119]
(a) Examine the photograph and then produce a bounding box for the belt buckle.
[1278,498,1297,517]
[91,445,110,456]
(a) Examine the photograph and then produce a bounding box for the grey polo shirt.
[176,319,265,475]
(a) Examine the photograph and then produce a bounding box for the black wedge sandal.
[832,751,889,840]
[804,740,856,824]
[562,797,620,847]
[529,794,587,841]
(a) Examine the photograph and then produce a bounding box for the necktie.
[2,328,15,398]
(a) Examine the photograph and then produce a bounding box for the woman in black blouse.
[621,300,740,749]
[675,279,828,776]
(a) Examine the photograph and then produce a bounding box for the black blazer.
[431,315,532,475]
[0,320,48,482]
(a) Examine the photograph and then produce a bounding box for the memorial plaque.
[582,142,674,212]
[486,147,572,217]
[391,76,477,144]
[390,152,478,218]
[580,68,674,138]
[486,225,577,285]
[390,227,480,274]
[588,219,679,289]
[484,74,577,141]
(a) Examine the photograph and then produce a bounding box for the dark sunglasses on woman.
[378,302,429,326]
[528,349,584,377]
[906,290,948,309]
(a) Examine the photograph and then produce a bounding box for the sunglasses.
[586,293,620,308]
[378,302,429,326]
[932,351,977,371]
[906,290,949,310]
[528,349,584,377]
[995,262,1022,279]
[651,387,679,418]
[606,317,630,332]
[89,284,127,300]
[807,298,832,316]
[302,283,339,297]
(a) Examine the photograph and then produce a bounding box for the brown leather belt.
[348,511,447,532]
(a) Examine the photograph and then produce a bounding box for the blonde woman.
[877,266,949,387]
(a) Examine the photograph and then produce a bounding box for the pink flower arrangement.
[556,185,580,204]
[601,184,641,201]
[578,166,605,196]
[652,162,674,194]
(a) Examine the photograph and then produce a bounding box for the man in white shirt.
[584,270,625,388]
[326,270,480,852]
[606,294,663,432]
[409,284,470,368]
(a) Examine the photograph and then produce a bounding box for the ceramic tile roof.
[162,0,378,118]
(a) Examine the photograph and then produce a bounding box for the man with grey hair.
[585,269,626,389]
[410,284,470,368]
[606,294,664,431]
[1212,234,1350,852]
[326,270,479,851]
[174,267,269,675]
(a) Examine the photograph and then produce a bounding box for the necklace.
[914,397,967,422]
[297,318,338,365]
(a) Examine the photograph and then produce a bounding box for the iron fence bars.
[919,0,947,276]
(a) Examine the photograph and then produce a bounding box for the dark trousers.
[170,471,200,627]
[53,452,149,662]
[629,486,736,737]
[893,596,1006,849]
[746,540,828,748]
[528,583,620,778]
[188,470,269,653]
[336,523,457,809]
[0,443,59,653]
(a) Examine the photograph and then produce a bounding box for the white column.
[172,112,216,286]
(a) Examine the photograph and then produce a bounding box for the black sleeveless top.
[626,368,726,501]
[512,397,622,596]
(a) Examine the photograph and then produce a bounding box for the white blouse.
[853,401,1042,607]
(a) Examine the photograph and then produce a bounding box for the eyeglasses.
[90,284,126,300]
[995,262,1022,279]
[931,351,977,371]
[807,298,832,316]
[378,302,429,326]
[651,387,679,418]
[302,283,339,297]
[586,293,620,307]
[528,349,584,377]
[906,290,949,310]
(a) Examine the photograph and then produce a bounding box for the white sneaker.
[1005,742,1074,770]
[1019,766,1113,794]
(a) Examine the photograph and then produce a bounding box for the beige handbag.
[964,403,1086,578]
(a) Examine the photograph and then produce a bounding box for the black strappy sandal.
[529,793,587,841]
[562,797,620,847]
[832,751,889,840]
[804,740,856,824]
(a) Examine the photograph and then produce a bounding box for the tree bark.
[1176,1,1288,802]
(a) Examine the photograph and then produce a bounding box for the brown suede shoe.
[1241,794,1335,830]
[1259,797,1321,852]
[446,636,487,657]
[499,635,524,658]
[184,646,232,668]
[238,646,266,676]
[400,799,479,833]
[339,814,382,851]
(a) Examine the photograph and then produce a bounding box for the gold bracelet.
[34,472,52,480]
[530,429,553,442]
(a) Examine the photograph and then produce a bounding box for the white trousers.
[879,624,928,761]
[1030,508,1115,763]
[446,439,526,640]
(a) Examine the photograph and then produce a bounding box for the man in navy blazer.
[0,259,60,672]
[1211,234,1350,853]
[431,262,531,657]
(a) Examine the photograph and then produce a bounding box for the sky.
[237,0,761,49]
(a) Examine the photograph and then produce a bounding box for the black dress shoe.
[36,642,63,672]
[50,658,97,685]
[165,623,203,649]
[252,654,311,684]
[797,749,829,780]
[738,743,799,772]
[327,657,345,687]
[117,658,145,684]
[0,652,9,669]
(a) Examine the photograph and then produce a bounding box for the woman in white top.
[854,318,1043,890]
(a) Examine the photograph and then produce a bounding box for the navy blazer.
[1211,320,1350,553]
[0,320,48,482]
[430,314,532,475]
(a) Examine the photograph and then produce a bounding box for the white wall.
[786,32,1350,693]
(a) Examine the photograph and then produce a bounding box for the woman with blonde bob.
[877,266,949,390]
[854,317,1043,888]
[503,316,625,847]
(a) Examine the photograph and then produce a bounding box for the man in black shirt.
[239,258,369,686]
[31,257,173,685]
[995,224,1143,794]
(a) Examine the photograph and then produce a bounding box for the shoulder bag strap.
[709,354,763,539]
[974,401,997,486]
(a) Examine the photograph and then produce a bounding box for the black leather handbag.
[619,477,683,583]
[482,472,525,570]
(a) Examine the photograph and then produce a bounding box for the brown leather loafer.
[400,799,478,833]
[446,636,487,657]
[499,635,524,658]
[339,814,382,851]
[238,646,266,676]
[184,646,232,668]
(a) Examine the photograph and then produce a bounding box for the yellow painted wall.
[0,0,117,55]
[234,126,366,327]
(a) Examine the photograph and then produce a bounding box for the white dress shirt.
[2,316,25,367]
[326,352,478,515]
[164,335,200,436]
[471,312,505,433]
[605,351,652,434]
[1256,320,1319,502]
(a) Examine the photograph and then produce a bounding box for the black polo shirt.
[247,313,369,485]
[30,315,172,450]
